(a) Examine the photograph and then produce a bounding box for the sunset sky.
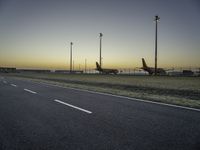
[0,0,199,70]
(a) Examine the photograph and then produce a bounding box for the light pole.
[154,15,160,76]
[85,59,87,73]
[99,33,103,68]
[73,60,74,71]
[70,42,73,73]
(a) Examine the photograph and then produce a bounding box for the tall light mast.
[154,15,160,76]
[85,59,87,73]
[99,33,103,68]
[70,42,73,72]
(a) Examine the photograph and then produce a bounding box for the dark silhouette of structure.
[55,70,83,74]
[141,58,166,75]
[96,62,118,74]
[0,67,16,73]
[17,69,50,73]
[182,70,194,76]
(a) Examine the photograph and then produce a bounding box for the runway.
[0,76,200,150]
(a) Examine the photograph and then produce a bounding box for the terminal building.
[17,69,51,73]
[0,67,16,73]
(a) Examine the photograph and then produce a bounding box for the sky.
[0,0,200,70]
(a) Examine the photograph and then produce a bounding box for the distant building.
[0,67,16,73]
[182,70,194,76]
[55,70,83,74]
[17,69,51,73]
[55,70,71,73]
[168,70,194,76]
[168,71,182,76]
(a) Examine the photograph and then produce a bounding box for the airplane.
[96,62,119,74]
[141,58,166,75]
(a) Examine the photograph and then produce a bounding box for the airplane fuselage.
[141,58,166,75]
[96,62,118,74]
[99,69,118,74]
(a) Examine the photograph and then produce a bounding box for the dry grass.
[3,72,200,109]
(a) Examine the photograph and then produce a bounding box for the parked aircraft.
[141,58,166,75]
[96,62,118,74]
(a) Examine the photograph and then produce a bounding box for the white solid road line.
[11,84,17,87]
[54,99,92,114]
[13,78,200,112]
[24,89,37,94]
[43,83,200,112]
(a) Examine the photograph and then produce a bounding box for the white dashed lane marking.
[24,89,37,94]
[54,99,92,114]
[11,84,17,87]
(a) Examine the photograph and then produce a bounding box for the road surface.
[0,75,200,150]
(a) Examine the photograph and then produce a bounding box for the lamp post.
[85,59,87,73]
[99,33,103,68]
[73,60,74,71]
[154,15,160,76]
[70,42,73,73]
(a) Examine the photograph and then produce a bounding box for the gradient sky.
[0,0,200,69]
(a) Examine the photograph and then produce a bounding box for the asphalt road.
[0,75,200,150]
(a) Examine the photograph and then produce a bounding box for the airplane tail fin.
[142,58,148,68]
[96,62,101,70]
